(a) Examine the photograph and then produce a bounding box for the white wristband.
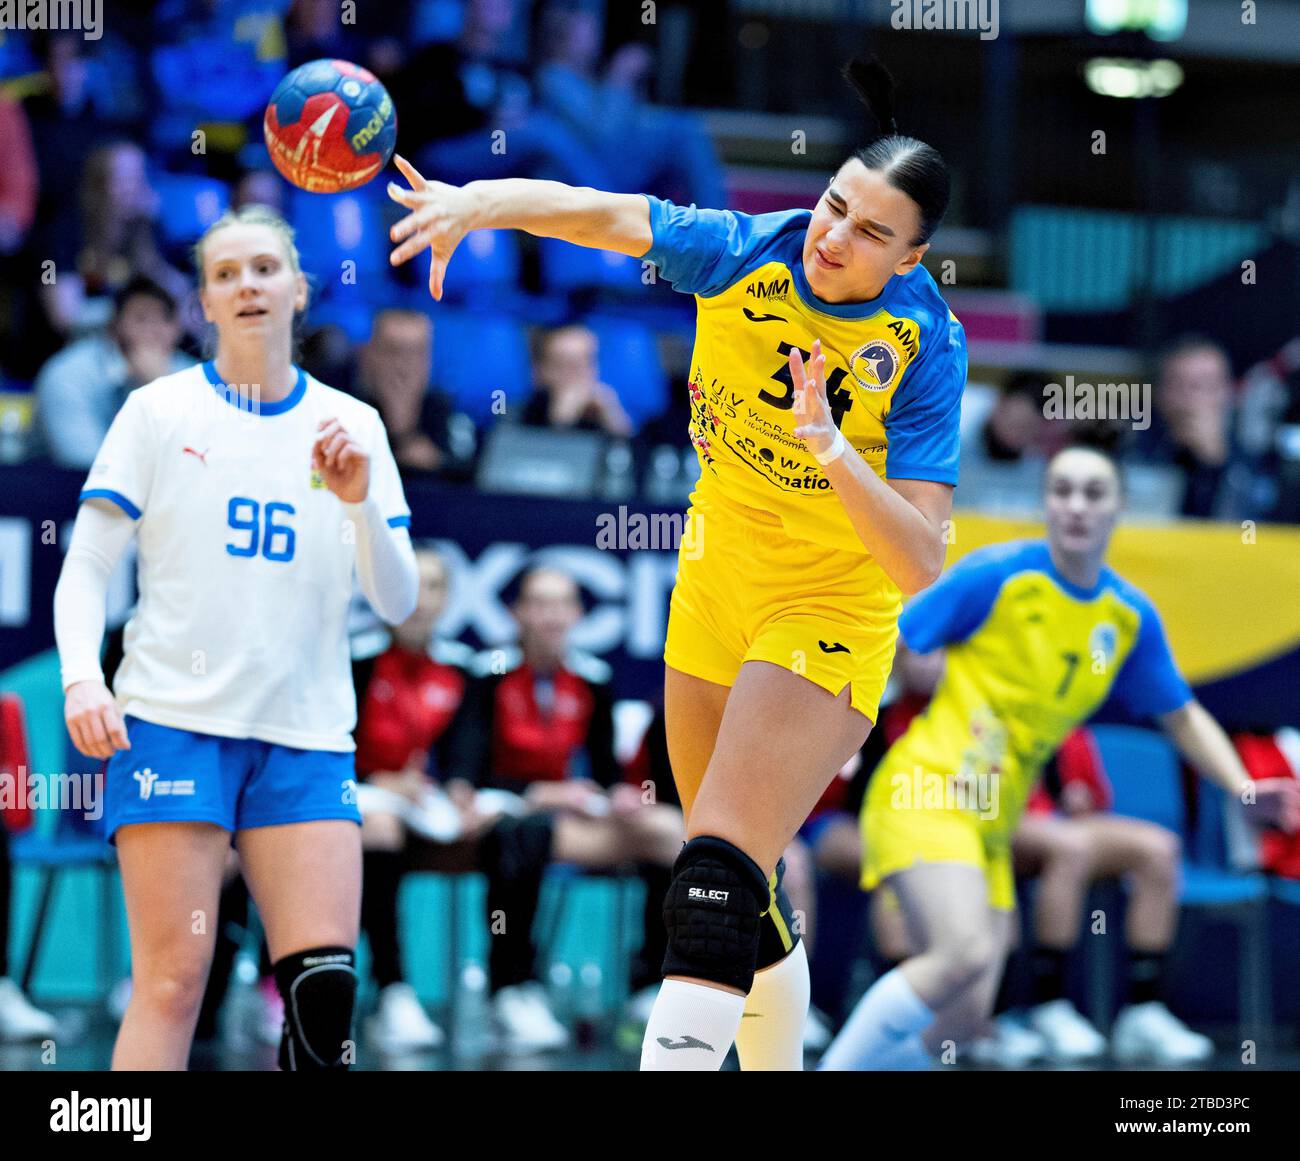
[813,428,848,466]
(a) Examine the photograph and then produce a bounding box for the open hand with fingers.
[65,680,130,760]
[790,339,843,462]
[387,155,476,300]
[312,417,370,503]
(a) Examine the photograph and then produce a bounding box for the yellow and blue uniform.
[643,196,967,720]
[862,539,1194,909]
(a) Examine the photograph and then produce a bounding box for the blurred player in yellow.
[389,58,967,1070]
[820,445,1300,1069]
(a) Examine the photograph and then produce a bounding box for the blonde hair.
[192,204,303,289]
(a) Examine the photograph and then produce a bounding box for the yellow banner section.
[948,513,1300,684]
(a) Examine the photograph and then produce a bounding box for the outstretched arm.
[1160,701,1300,831]
[387,156,653,299]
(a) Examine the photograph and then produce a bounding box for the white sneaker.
[493,982,569,1052]
[1112,1002,1214,1065]
[0,978,58,1041]
[369,983,444,1052]
[623,984,658,1027]
[967,1012,1048,1068]
[1028,999,1107,1062]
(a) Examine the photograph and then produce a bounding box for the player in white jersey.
[52,205,419,1070]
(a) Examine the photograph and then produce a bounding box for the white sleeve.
[344,410,417,625]
[80,388,158,519]
[54,498,139,690]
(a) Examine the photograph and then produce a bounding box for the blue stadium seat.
[539,237,645,296]
[584,314,669,431]
[153,172,230,247]
[1094,725,1185,834]
[442,230,521,308]
[430,308,532,426]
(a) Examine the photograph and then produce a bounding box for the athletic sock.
[640,979,747,1072]
[1127,949,1167,1006]
[818,967,934,1071]
[1030,946,1068,1006]
[361,849,404,988]
[735,940,810,1071]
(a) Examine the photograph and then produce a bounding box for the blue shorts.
[102,716,362,842]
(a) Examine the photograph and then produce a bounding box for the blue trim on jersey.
[386,514,411,528]
[900,539,1193,719]
[80,488,142,520]
[203,361,308,416]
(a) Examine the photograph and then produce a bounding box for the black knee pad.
[662,836,770,993]
[755,857,801,971]
[273,946,358,1070]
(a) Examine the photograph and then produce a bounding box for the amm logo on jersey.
[746,276,790,302]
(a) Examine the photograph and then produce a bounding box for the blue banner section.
[2,464,1298,725]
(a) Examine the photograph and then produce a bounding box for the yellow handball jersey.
[871,540,1195,838]
[641,196,967,554]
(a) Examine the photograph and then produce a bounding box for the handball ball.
[263,59,397,194]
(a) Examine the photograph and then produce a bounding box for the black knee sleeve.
[662,836,770,993]
[755,857,801,971]
[273,946,358,1071]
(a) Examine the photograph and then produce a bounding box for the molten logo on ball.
[263,59,397,194]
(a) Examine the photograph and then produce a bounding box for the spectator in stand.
[34,276,192,468]
[521,324,632,437]
[0,96,37,257]
[534,2,728,210]
[392,0,610,189]
[989,730,1213,1066]
[359,309,475,478]
[1134,335,1265,519]
[232,168,285,216]
[17,33,113,375]
[960,371,1052,473]
[77,142,192,322]
[1236,338,1300,522]
[0,816,58,1042]
[446,566,683,1052]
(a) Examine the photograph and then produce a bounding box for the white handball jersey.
[81,362,412,752]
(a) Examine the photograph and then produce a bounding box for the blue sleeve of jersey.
[898,546,1012,653]
[1109,598,1194,719]
[641,195,794,298]
[884,311,966,485]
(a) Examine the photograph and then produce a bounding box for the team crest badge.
[1089,622,1118,667]
[849,339,901,391]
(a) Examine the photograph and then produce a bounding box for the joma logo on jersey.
[688,887,729,903]
[746,277,790,301]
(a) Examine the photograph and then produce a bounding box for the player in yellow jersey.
[389,58,965,1071]
[820,445,1300,1070]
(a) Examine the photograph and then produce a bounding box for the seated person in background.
[960,371,1053,471]
[0,95,37,258]
[353,547,474,1052]
[1132,335,1264,519]
[521,324,632,438]
[359,309,474,477]
[447,566,682,1052]
[533,2,728,210]
[34,276,192,468]
[0,813,58,1041]
[1002,729,1210,1066]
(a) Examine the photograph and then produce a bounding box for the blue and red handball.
[263,59,397,194]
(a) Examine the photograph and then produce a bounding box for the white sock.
[818,967,934,1071]
[640,979,747,1071]
[735,941,810,1071]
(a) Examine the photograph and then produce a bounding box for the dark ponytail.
[841,55,950,246]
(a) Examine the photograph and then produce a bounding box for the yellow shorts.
[861,795,1017,912]
[663,490,901,723]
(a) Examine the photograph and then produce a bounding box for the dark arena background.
[1,0,1299,1105]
